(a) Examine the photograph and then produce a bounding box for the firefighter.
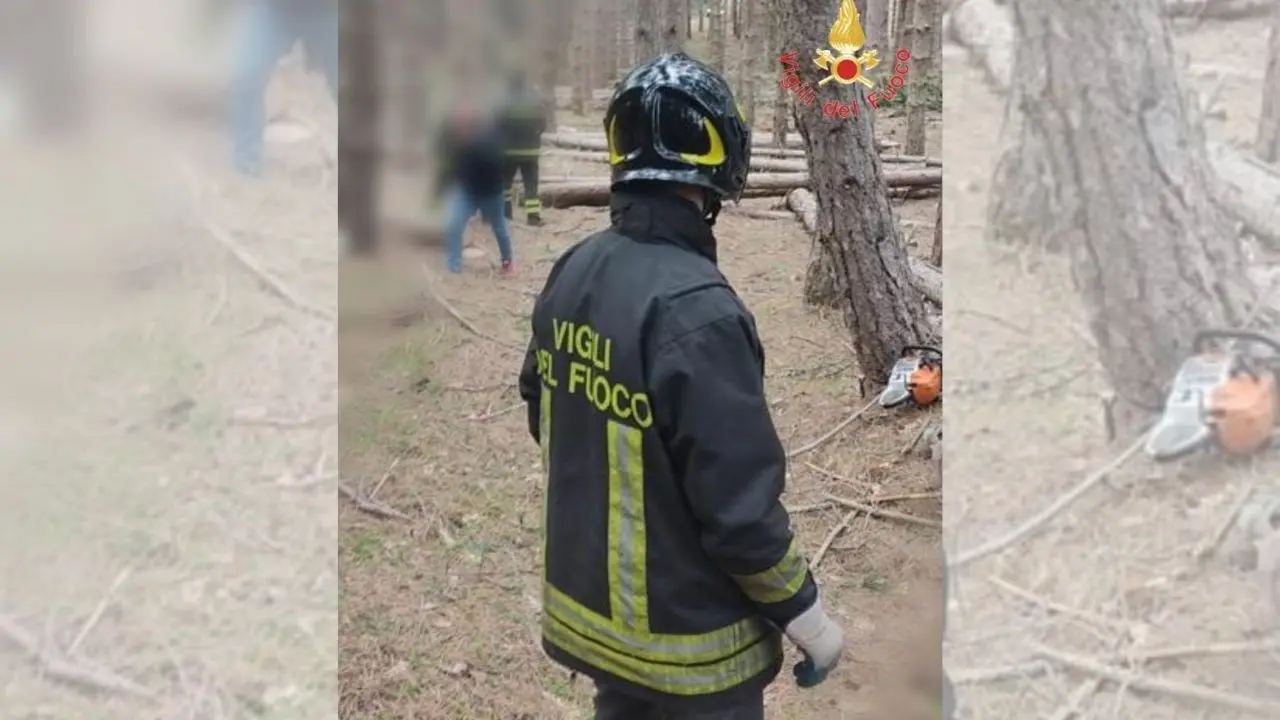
[517,53,845,719]
[498,71,546,225]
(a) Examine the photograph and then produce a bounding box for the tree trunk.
[740,0,761,125]
[777,0,934,374]
[904,0,935,155]
[930,196,942,266]
[769,0,789,146]
[1259,3,1280,163]
[339,0,381,255]
[894,0,915,60]
[866,0,890,52]
[999,0,1257,419]
[686,0,692,39]
[636,0,659,61]
[710,0,726,70]
[663,0,685,51]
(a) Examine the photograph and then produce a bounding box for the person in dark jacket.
[436,104,515,275]
[498,71,547,225]
[517,53,845,719]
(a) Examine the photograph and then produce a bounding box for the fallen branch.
[950,431,1149,569]
[338,481,412,520]
[1030,641,1280,715]
[824,493,942,529]
[811,509,861,569]
[176,158,334,321]
[725,207,798,221]
[420,263,523,349]
[0,610,153,698]
[786,398,879,459]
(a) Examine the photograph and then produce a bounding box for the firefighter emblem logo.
[814,0,880,87]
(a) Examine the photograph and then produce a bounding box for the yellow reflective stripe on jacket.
[543,583,768,663]
[543,418,782,694]
[523,198,542,212]
[607,420,648,630]
[730,538,809,604]
[539,386,552,469]
[543,609,781,696]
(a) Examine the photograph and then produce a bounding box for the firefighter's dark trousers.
[502,154,541,223]
[593,684,764,720]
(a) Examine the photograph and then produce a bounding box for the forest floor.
[945,15,1280,720]
[337,108,944,718]
[0,6,338,717]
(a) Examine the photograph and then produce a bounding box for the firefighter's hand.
[784,597,844,687]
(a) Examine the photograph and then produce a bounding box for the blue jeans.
[230,0,338,173]
[443,188,514,272]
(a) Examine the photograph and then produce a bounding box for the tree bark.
[904,0,936,156]
[930,196,942,266]
[1258,3,1280,163]
[636,0,659,61]
[769,0,790,147]
[776,0,935,374]
[339,0,381,255]
[739,0,761,124]
[662,0,685,51]
[710,0,727,70]
[866,0,890,52]
[894,0,915,57]
[997,0,1257,416]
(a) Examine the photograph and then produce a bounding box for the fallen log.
[726,207,798,221]
[786,188,942,304]
[542,132,900,154]
[545,148,940,173]
[946,0,1280,248]
[1165,0,1277,19]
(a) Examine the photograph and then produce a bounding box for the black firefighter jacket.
[518,190,819,710]
[498,85,546,156]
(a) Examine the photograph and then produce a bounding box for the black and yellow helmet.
[603,53,752,200]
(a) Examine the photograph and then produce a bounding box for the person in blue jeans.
[435,106,515,275]
[229,0,338,175]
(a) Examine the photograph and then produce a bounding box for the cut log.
[786,188,941,304]
[725,208,798,221]
[1165,0,1277,19]
[946,0,1280,247]
[542,132,900,153]
[545,148,941,173]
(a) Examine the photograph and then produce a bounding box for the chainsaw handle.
[1191,330,1280,356]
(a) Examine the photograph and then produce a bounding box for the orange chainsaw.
[878,346,941,408]
[1146,330,1280,460]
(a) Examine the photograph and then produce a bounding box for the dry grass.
[0,34,337,718]
[944,17,1280,719]
[338,111,944,717]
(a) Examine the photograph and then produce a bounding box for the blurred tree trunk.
[893,0,914,58]
[739,0,762,125]
[997,0,1257,424]
[710,0,726,70]
[663,0,685,51]
[540,1,573,131]
[777,0,934,374]
[601,0,620,82]
[930,196,941,266]
[769,0,789,146]
[637,0,659,61]
[904,0,936,155]
[686,0,692,39]
[866,0,889,52]
[1259,3,1280,162]
[571,0,597,114]
[698,0,706,33]
[340,0,381,255]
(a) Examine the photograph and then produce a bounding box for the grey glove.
[784,596,844,687]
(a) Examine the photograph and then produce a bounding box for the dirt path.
[0,11,338,717]
[945,17,1279,719]
[338,111,944,717]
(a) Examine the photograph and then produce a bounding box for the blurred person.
[499,70,547,226]
[229,0,338,175]
[517,53,845,719]
[435,103,515,275]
